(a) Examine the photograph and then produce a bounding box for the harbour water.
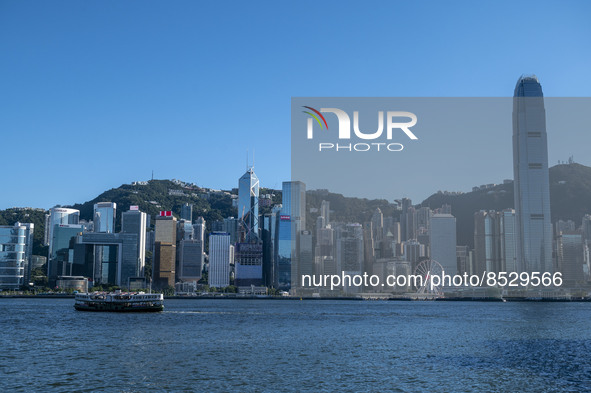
[1,298,591,392]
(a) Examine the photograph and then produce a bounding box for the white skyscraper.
[208,232,231,288]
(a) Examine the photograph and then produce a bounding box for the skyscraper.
[0,224,28,290]
[556,231,584,287]
[261,209,279,288]
[15,222,34,285]
[48,224,84,285]
[234,242,263,286]
[320,200,330,227]
[429,214,457,275]
[282,181,306,232]
[236,168,263,285]
[473,210,502,275]
[193,217,206,243]
[209,232,231,288]
[513,75,553,274]
[315,226,334,276]
[46,207,80,266]
[399,198,412,242]
[94,202,116,233]
[501,209,518,273]
[178,239,203,282]
[335,223,364,293]
[277,181,306,290]
[121,207,147,278]
[238,168,259,241]
[180,203,193,222]
[153,212,177,289]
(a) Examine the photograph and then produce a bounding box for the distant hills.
[2,163,591,257]
[70,180,237,231]
[421,163,591,248]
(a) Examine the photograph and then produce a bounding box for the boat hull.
[74,303,163,312]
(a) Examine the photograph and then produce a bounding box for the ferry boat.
[74,291,164,312]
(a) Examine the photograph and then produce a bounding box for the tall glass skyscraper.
[277,181,306,290]
[238,168,259,241]
[512,75,553,274]
[46,207,80,282]
[121,207,147,277]
[94,202,116,233]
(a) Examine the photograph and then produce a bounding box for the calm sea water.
[1,298,591,392]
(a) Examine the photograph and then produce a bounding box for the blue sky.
[1,0,590,209]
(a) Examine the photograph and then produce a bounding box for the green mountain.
[421,163,591,248]
[69,180,236,231]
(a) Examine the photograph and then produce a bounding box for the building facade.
[238,168,260,241]
[513,75,553,274]
[121,207,147,278]
[153,212,177,289]
[209,232,231,288]
[94,202,116,233]
[0,224,27,290]
[429,214,457,275]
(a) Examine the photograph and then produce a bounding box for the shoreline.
[2,294,591,302]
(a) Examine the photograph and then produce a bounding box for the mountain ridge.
[2,163,591,257]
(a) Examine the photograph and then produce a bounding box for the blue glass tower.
[277,181,306,290]
[512,75,553,274]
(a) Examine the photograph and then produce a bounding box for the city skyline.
[3,3,591,392]
[2,1,591,209]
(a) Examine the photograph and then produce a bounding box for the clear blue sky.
[1,0,590,209]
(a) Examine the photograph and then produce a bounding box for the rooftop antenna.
[252,149,255,170]
[246,150,249,171]
[151,170,154,181]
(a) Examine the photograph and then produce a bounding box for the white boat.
[74,291,164,312]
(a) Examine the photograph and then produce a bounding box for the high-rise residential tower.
[513,75,553,274]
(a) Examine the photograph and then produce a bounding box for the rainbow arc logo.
[302,106,328,130]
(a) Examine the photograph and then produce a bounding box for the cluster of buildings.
[1,76,590,294]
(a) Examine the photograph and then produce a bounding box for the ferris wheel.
[413,259,444,295]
